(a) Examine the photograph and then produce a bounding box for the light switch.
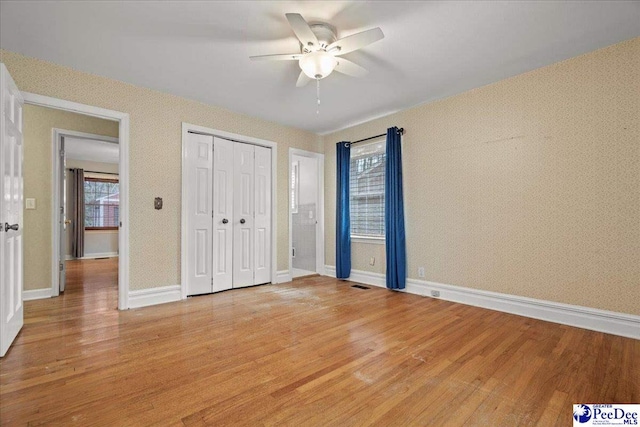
[25,198,36,210]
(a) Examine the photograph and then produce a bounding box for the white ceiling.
[1,1,638,134]
[65,137,119,164]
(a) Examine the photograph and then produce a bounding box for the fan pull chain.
[316,78,320,115]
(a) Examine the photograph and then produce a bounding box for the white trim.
[57,130,118,144]
[324,266,386,288]
[65,254,119,260]
[276,270,292,284]
[23,288,52,301]
[288,148,325,278]
[24,91,130,310]
[351,235,385,245]
[128,285,181,309]
[324,266,640,340]
[80,252,119,260]
[51,128,119,298]
[181,123,278,299]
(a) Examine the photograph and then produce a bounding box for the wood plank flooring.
[1,258,638,426]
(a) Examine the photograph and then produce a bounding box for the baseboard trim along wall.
[65,252,119,261]
[23,288,52,301]
[128,285,181,309]
[276,270,292,284]
[324,266,640,340]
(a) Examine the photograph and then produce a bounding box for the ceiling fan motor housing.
[301,23,337,52]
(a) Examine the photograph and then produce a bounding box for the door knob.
[240,218,246,224]
[64,219,72,225]
[4,223,19,232]
[222,218,228,224]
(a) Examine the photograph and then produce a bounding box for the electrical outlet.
[430,290,440,298]
[418,267,425,278]
[370,257,375,266]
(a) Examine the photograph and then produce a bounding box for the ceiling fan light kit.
[250,13,384,113]
[299,51,337,79]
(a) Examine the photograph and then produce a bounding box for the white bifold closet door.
[212,137,234,292]
[185,133,271,296]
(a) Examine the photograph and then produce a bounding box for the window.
[84,177,119,230]
[350,140,385,238]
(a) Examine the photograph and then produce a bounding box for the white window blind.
[350,140,385,237]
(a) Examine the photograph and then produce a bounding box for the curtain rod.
[83,170,119,176]
[349,127,404,146]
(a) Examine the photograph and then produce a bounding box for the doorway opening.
[55,130,120,300]
[289,149,324,279]
[23,92,130,309]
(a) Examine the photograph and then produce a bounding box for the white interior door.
[1,64,24,357]
[233,143,255,288]
[185,133,213,296]
[254,146,271,285]
[58,137,66,293]
[212,137,233,292]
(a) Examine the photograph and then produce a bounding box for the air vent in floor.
[351,284,370,290]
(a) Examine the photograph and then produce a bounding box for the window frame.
[349,138,386,243]
[84,176,120,231]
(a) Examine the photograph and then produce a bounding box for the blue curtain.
[336,141,351,279]
[385,127,406,289]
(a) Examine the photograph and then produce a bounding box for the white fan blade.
[296,71,312,87]
[285,13,320,50]
[328,27,384,55]
[334,58,368,77]
[250,53,302,61]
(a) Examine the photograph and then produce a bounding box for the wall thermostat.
[154,197,163,210]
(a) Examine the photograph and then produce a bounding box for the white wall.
[65,159,119,259]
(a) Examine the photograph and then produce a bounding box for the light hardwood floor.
[1,258,638,426]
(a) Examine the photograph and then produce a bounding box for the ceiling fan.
[250,13,384,88]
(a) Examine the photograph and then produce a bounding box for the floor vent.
[351,284,370,290]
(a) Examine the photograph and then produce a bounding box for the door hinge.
[59,149,65,157]
[60,206,64,214]
[59,262,64,271]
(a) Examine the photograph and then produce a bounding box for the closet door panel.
[233,143,255,288]
[254,146,271,285]
[185,133,213,296]
[212,137,234,292]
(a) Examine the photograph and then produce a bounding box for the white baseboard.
[23,288,52,301]
[65,252,119,261]
[82,252,119,260]
[276,270,292,284]
[128,285,181,309]
[324,265,640,340]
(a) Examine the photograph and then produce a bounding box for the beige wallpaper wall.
[324,37,639,316]
[2,50,322,292]
[22,104,119,290]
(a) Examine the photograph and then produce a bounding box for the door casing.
[288,148,325,280]
[51,129,119,297]
[23,92,131,309]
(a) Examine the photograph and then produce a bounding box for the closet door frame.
[180,123,278,300]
